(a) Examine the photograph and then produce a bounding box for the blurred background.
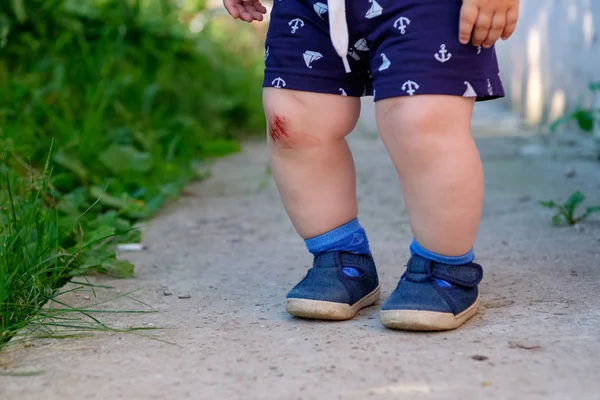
[496,0,600,130]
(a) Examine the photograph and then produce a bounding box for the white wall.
[495,0,600,129]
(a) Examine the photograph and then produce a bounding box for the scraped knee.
[263,88,360,150]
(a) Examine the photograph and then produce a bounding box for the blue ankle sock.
[409,239,475,287]
[305,218,371,277]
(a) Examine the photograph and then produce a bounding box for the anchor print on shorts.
[434,44,452,63]
[272,77,287,88]
[378,53,391,71]
[365,0,383,19]
[314,2,328,19]
[289,18,304,34]
[402,80,419,95]
[393,17,411,34]
[463,81,477,97]
[303,51,323,68]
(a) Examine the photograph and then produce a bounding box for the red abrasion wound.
[269,115,290,142]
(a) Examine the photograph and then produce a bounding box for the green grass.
[0,0,265,347]
[0,150,155,345]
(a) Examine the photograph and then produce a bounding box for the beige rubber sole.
[286,286,381,321]
[380,295,480,331]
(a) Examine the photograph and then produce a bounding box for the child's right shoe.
[380,254,483,331]
[286,251,380,321]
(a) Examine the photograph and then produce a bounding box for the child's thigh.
[367,0,504,103]
[263,88,361,148]
[376,95,474,138]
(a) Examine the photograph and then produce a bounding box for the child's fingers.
[458,4,478,45]
[236,3,254,22]
[223,0,240,18]
[471,11,492,46]
[501,7,519,40]
[245,3,265,21]
[482,12,506,48]
[254,0,268,14]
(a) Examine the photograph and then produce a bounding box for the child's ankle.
[409,239,474,265]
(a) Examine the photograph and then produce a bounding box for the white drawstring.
[327,0,351,73]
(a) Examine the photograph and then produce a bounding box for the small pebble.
[117,243,147,252]
[517,195,532,203]
[178,294,191,299]
[164,291,173,296]
[472,355,489,361]
[482,381,493,387]
[508,341,541,350]
[83,296,91,300]
[565,169,576,179]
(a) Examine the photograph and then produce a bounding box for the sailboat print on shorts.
[463,81,477,97]
[314,2,328,19]
[365,0,383,19]
[304,51,323,68]
[378,53,391,71]
[354,38,369,51]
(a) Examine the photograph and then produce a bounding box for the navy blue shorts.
[263,0,505,101]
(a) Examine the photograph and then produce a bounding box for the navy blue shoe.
[380,255,483,331]
[286,251,380,321]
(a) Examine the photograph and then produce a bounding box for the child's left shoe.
[380,254,483,331]
[286,251,380,321]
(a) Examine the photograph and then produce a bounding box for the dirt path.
[1,100,600,400]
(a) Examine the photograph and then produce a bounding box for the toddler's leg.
[376,95,485,331]
[376,95,481,257]
[264,88,380,320]
[263,88,360,238]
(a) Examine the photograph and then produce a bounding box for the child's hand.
[223,0,267,23]
[459,0,519,48]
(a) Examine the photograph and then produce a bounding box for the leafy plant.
[551,82,600,132]
[540,191,600,226]
[550,82,600,159]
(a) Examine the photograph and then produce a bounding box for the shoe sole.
[380,295,480,331]
[286,286,381,321]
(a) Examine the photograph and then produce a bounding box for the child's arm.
[459,0,519,48]
[223,0,267,23]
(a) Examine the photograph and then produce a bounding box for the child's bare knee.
[263,89,360,149]
[265,111,320,149]
[263,93,319,149]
